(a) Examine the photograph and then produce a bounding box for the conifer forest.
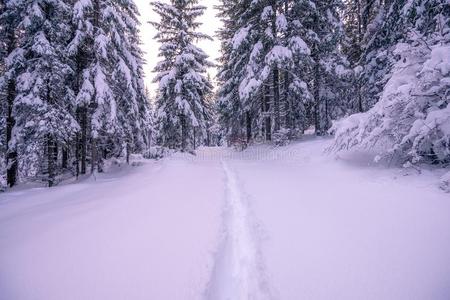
[1,1,449,299]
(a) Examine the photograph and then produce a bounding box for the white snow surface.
[1,137,450,300]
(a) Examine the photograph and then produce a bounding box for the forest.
[1,1,450,299]
[1,0,449,189]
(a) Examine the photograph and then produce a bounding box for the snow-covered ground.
[1,137,449,300]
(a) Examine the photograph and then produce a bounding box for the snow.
[1,137,450,299]
[289,36,311,55]
[232,25,251,50]
[226,138,450,300]
[205,162,273,300]
[0,159,223,300]
[331,42,450,164]
[265,46,292,65]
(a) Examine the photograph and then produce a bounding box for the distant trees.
[0,0,152,188]
[150,0,213,152]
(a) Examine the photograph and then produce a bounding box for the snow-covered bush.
[331,39,450,165]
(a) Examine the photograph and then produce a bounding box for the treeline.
[0,0,152,189]
[215,0,450,158]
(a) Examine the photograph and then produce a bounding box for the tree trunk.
[126,142,130,165]
[272,1,281,132]
[5,23,17,188]
[6,79,17,187]
[283,71,290,130]
[80,107,87,174]
[180,114,187,152]
[313,58,321,135]
[246,111,252,143]
[47,135,56,187]
[62,146,68,169]
[273,66,281,132]
[264,84,272,141]
[358,80,364,113]
[313,12,321,136]
[91,137,97,174]
[193,127,196,150]
[281,0,289,130]
[76,132,80,178]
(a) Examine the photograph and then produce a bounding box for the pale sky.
[134,0,222,96]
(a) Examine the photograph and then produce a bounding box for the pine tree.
[0,0,24,188]
[221,0,294,143]
[282,0,314,136]
[151,0,213,152]
[216,0,252,143]
[69,0,151,172]
[300,0,348,135]
[11,0,79,187]
[357,0,409,112]
[110,0,151,162]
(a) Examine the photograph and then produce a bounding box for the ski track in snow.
[205,161,273,300]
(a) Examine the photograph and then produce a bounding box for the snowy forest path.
[205,161,273,300]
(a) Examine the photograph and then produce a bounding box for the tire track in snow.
[205,161,273,300]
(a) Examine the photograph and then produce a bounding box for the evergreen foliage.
[151,0,213,152]
[0,0,152,188]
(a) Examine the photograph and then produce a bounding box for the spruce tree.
[0,0,24,187]
[69,0,151,172]
[151,0,213,152]
[12,0,79,187]
[216,0,253,143]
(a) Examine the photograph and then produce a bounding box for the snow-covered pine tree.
[151,0,213,152]
[69,0,119,174]
[300,0,348,135]
[331,0,450,168]
[68,0,95,175]
[109,0,151,161]
[226,0,295,143]
[341,1,399,115]
[356,0,410,112]
[0,0,25,188]
[69,0,151,172]
[11,0,79,187]
[216,0,253,144]
[282,0,314,136]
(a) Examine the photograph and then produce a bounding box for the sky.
[134,0,222,96]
